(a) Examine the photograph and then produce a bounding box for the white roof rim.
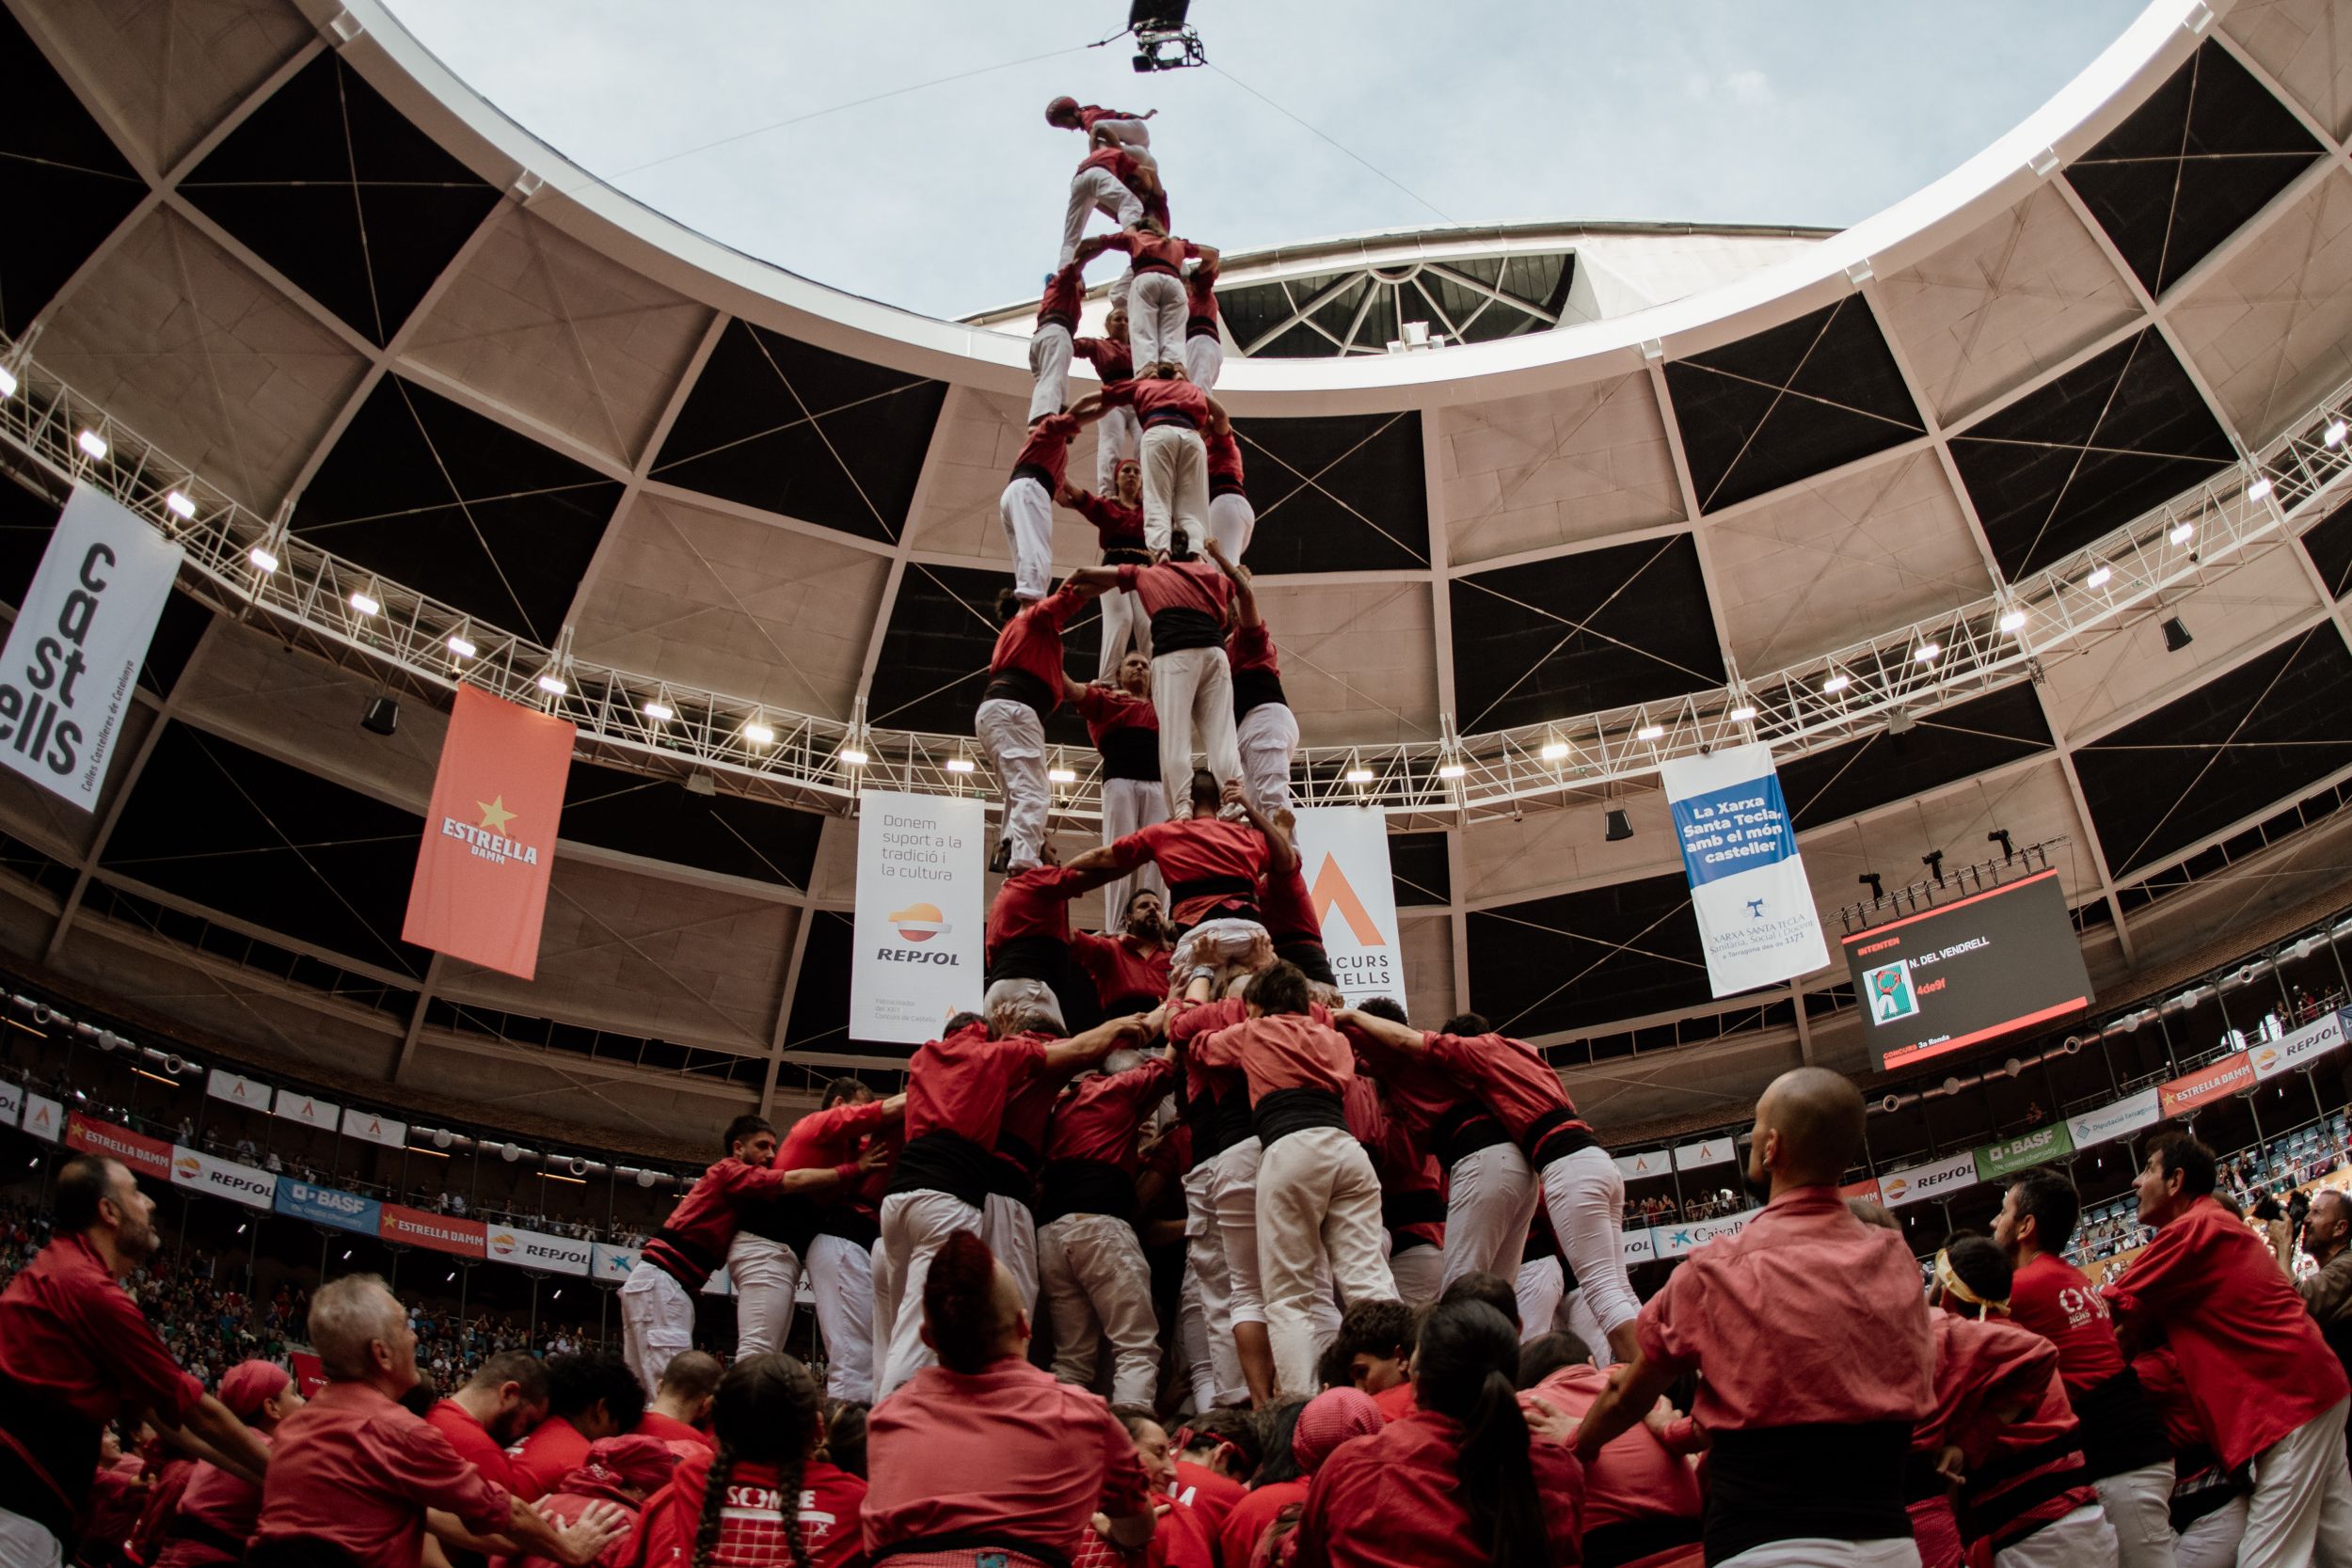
[326,0,2211,410]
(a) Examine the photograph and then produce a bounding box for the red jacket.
[986,586,1088,713]
[633,1449,867,1568]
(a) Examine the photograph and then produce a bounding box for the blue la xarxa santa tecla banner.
[1658,742,1829,996]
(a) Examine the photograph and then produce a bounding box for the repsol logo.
[874,948,961,964]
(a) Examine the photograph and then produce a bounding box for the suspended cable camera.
[1099,0,1205,72]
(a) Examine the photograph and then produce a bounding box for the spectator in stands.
[2104,1132,2352,1565]
[250,1274,624,1568]
[509,1353,647,1502]
[0,1156,269,1566]
[424,1350,548,1493]
[2296,1186,2352,1388]
[634,1351,720,1454]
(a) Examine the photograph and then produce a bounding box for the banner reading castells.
[1659,743,1830,996]
[1288,805,1407,1010]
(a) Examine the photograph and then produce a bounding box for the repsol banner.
[1288,805,1407,1010]
[486,1225,591,1276]
[2251,1009,2348,1083]
[1880,1151,1976,1209]
[170,1145,275,1210]
[0,485,183,809]
[850,790,985,1045]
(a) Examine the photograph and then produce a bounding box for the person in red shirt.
[1202,404,1251,562]
[1186,962,1397,1397]
[2133,1345,2249,1567]
[777,1081,906,1405]
[983,848,1087,1037]
[1059,464,1153,678]
[978,578,1106,876]
[622,1117,869,1402]
[250,1275,624,1568]
[508,1434,677,1568]
[1058,129,1147,268]
[1065,657,1168,932]
[1045,96,1157,156]
[1994,1171,2177,1567]
[425,1350,548,1493]
[1341,1075,1444,1308]
[151,1360,306,1568]
[1074,309,1138,496]
[1038,1051,1179,1405]
[1063,768,1276,930]
[509,1353,646,1504]
[632,1354,865,1568]
[1183,254,1223,392]
[1527,1340,1703,1568]
[1421,1012,1641,1366]
[866,1233,1156,1562]
[1072,556,1235,817]
[1097,224,1216,376]
[1205,541,1294,822]
[1070,885,1175,1013]
[1030,240,1110,427]
[1167,1409,1259,1544]
[998,402,1110,607]
[1573,1067,1934,1566]
[0,1156,270,1562]
[1293,1299,1583,1568]
[2103,1132,2352,1567]
[1094,372,1227,561]
[874,1013,1151,1400]
[1073,1409,1216,1568]
[632,1351,720,1458]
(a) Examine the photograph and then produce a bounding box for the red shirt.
[1531,1365,1702,1535]
[1228,622,1278,677]
[1075,683,1157,749]
[1069,489,1146,552]
[2102,1193,2351,1470]
[996,1049,1064,1173]
[1106,377,1212,427]
[508,1415,592,1503]
[1168,1460,1246,1542]
[634,1449,866,1568]
[1073,337,1134,383]
[256,1381,511,1568]
[1919,1313,2095,1552]
[1069,927,1172,1010]
[1638,1184,1935,1433]
[1038,261,1086,330]
[152,1447,266,1568]
[905,1026,1048,1148]
[864,1358,1152,1555]
[1045,1057,1178,1169]
[1102,229,1201,277]
[424,1398,517,1491]
[505,1484,643,1568]
[1205,423,1244,483]
[779,1097,894,1218]
[1073,1497,1215,1568]
[1193,1013,1353,1105]
[1339,1027,1480,1158]
[1292,1410,1583,1568]
[1010,411,1083,490]
[631,1410,712,1452]
[1185,264,1220,325]
[2006,1251,2126,1398]
[1218,1479,1308,1568]
[987,864,1083,960]
[987,585,1087,710]
[1373,1381,1419,1424]
[1424,1032,1591,1163]
[644,1157,838,1292]
[1345,1077,1445,1250]
[1104,816,1266,927]
[0,1234,204,1433]
[1076,104,1147,135]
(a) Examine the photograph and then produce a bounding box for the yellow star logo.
[476,796,516,834]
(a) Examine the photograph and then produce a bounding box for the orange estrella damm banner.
[402,685,574,980]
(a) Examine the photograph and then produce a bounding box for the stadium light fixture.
[2086,565,2112,588]
[839,747,868,767]
[447,634,476,658]
[1437,759,1466,780]
[2326,420,2346,449]
[1343,766,1374,784]
[1822,673,1851,694]
[1727,705,1756,722]
[642,700,674,721]
[349,591,380,617]
[744,721,775,746]
[1634,722,1664,741]
[1048,765,1077,784]
[946,756,976,774]
[0,365,15,399]
[2246,477,2273,502]
[165,491,196,520]
[536,673,567,695]
[1998,608,2027,633]
[2168,520,2195,545]
[75,430,106,460]
[1913,641,1940,664]
[1538,739,1569,761]
[248,545,278,573]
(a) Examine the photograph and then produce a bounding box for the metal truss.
[2,340,2349,830]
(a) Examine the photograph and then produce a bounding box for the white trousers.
[1129,271,1187,372]
[1388,1243,1443,1309]
[728,1232,801,1359]
[1061,168,1140,266]
[1515,1256,1565,1345]
[1257,1126,1395,1399]
[806,1232,875,1402]
[2238,1395,2352,1568]
[618,1263,697,1399]
[1097,406,1140,494]
[1212,1137,1267,1329]
[1442,1143,1539,1288]
[1091,118,1152,152]
[983,977,1066,1039]
[1184,1158,1248,1405]
[1236,702,1298,821]
[998,476,1055,603]
[1141,424,1208,556]
[0,1511,61,1568]
[2174,1496,2247,1568]
[1178,1262,1216,1411]
[976,698,1050,871]
[1041,1212,1161,1406]
[874,1189,984,1400]
[2092,1462,2177,1568]
[1994,1505,2119,1568]
[983,1192,1040,1319]
[1152,646,1241,819]
[1541,1145,1639,1340]
[1184,334,1224,393]
[1029,325,1073,425]
[1718,1541,1922,1567]
[1100,775,1168,928]
[1098,584,1152,680]
[1207,491,1255,563]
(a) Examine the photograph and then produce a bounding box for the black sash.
[1009,462,1057,492]
[1253,1085,1346,1146]
[644,1227,725,1294]
[1038,1159,1138,1226]
[1381,1188,1446,1233]
[0,1370,100,1543]
[1434,1104,1513,1169]
[1527,1106,1598,1169]
[1186,314,1218,339]
[1581,1514,1703,1568]
[1210,472,1248,499]
[1181,1077,1227,1168]
[985,934,1067,988]
[888,1131,998,1210]
[982,667,1056,717]
[1101,727,1161,782]
[1704,1422,1912,1565]
[872,1534,1069,1568]
[736,1192,820,1254]
[816,1207,882,1250]
[1232,668,1287,721]
[1151,607,1224,655]
[1101,546,1152,566]
[1274,941,1334,987]
[2073,1366,2174,1480]
[1142,408,1199,431]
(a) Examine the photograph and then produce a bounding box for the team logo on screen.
[1866,958,1919,1024]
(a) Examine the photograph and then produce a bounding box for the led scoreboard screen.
[1841,869,2093,1073]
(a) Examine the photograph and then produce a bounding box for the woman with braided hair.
[630,1353,867,1568]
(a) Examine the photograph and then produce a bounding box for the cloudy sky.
[384,1,2149,321]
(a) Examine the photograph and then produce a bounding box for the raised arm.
[1065,564,1126,595]
[1334,1007,1428,1057]
[164,1395,271,1488]
[1571,1350,1679,1465]
[1042,1013,1152,1072]
[1068,392,1106,425]
[1203,538,1258,628]
[1220,778,1295,875]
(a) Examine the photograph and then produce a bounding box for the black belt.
[817,1208,881,1250]
[1704,1421,1912,1565]
[1134,260,1182,277]
[1101,726,1161,782]
[985,933,1067,987]
[1169,873,1254,908]
[1186,315,1218,339]
[1210,473,1248,499]
[1253,1085,1347,1146]
[888,1131,998,1211]
[1039,310,1077,333]
[1381,1188,1446,1231]
[1435,1104,1514,1169]
[1009,461,1058,492]
[1101,546,1151,565]
[986,1153,1036,1203]
[1233,668,1287,721]
[2074,1367,2174,1480]
[982,667,1057,717]
[1275,941,1333,986]
[1151,607,1225,655]
[1581,1514,1703,1568]
[1961,1457,2093,1549]
[736,1192,820,1254]
[1181,1079,1227,1168]
[1142,410,1200,431]
[644,1227,725,1294]
[1038,1159,1139,1225]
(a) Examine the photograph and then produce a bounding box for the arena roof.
[2,0,2352,1151]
